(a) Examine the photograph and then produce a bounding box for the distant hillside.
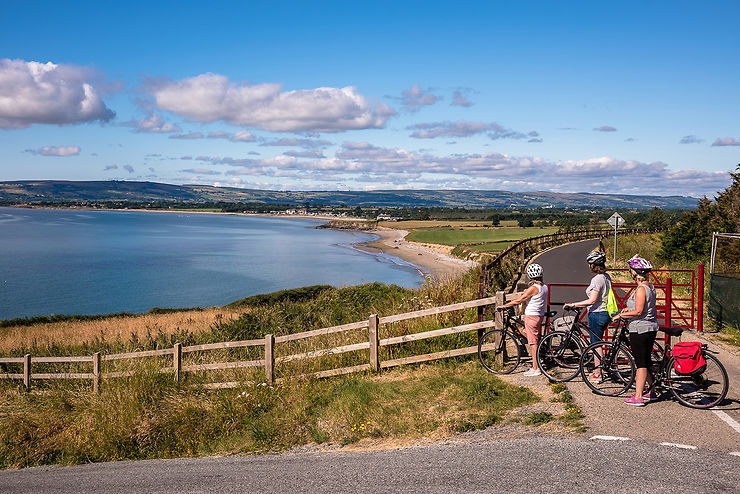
[0,180,699,209]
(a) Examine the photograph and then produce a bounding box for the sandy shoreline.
[355,227,479,281]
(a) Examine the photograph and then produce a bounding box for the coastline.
[355,227,479,281]
[5,205,476,283]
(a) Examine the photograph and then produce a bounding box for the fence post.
[93,352,101,393]
[697,264,704,332]
[665,277,673,328]
[173,343,182,383]
[264,334,275,384]
[477,268,487,342]
[23,354,31,392]
[369,314,379,371]
[494,291,505,329]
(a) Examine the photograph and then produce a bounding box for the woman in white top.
[498,263,549,377]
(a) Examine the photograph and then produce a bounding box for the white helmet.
[586,250,607,265]
[526,263,543,279]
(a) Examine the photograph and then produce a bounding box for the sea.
[0,207,425,320]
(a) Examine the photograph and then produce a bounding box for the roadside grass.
[0,360,538,468]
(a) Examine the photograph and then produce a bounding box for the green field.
[406,227,559,247]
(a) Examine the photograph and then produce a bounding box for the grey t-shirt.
[627,284,659,333]
[586,273,612,313]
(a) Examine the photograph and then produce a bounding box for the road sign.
[607,212,625,228]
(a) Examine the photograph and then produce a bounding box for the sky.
[1,1,738,198]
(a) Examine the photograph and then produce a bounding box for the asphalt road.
[533,239,740,453]
[1,437,738,494]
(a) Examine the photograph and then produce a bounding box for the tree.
[645,207,670,231]
[517,216,534,228]
[489,213,501,226]
[659,165,740,261]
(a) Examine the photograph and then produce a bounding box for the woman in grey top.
[612,255,658,407]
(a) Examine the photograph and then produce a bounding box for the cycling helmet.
[526,263,543,279]
[586,250,607,265]
[628,255,653,273]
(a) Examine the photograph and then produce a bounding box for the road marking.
[660,442,697,450]
[713,410,740,435]
[590,435,630,441]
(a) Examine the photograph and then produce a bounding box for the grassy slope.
[405,226,559,246]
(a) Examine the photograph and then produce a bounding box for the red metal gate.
[546,264,704,344]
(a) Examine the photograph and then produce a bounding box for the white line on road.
[590,435,630,441]
[660,442,697,450]
[713,410,740,435]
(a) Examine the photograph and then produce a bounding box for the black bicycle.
[535,306,604,382]
[644,327,729,409]
[478,306,556,374]
[537,306,665,383]
[579,318,637,396]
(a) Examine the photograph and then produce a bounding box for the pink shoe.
[642,391,657,402]
[624,395,645,407]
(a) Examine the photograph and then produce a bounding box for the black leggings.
[629,331,657,369]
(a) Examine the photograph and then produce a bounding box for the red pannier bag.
[672,342,707,375]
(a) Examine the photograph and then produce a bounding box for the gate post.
[665,277,673,328]
[697,264,704,332]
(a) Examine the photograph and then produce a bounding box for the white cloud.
[180,143,731,197]
[104,164,118,170]
[679,135,703,144]
[261,138,331,148]
[149,73,393,132]
[180,168,221,175]
[135,112,180,133]
[396,83,441,112]
[711,137,740,147]
[451,89,473,107]
[123,165,134,173]
[170,132,204,140]
[25,145,81,157]
[231,130,256,142]
[594,125,617,132]
[0,59,115,129]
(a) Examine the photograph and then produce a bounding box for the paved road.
[533,239,740,453]
[1,437,738,493]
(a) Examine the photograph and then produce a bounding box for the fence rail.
[0,293,511,393]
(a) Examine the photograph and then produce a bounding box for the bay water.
[0,207,424,320]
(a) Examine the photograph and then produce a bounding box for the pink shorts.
[523,315,543,346]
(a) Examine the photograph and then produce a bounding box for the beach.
[355,227,479,281]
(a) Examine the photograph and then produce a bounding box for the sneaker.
[642,391,657,402]
[523,368,542,377]
[587,373,602,382]
[624,395,645,407]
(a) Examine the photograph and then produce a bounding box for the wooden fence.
[0,291,525,393]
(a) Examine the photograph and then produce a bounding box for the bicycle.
[535,306,604,382]
[537,306,665,383]
[478,306,556,374]
[643,327,729,409]
[579,318,637,396]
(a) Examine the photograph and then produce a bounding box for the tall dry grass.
[0,307,244,354]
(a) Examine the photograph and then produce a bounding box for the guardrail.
[0,292,527,393]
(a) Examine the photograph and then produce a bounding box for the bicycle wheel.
[580,342,635,396]
[536,331,583,382]
[667,353,729,409]
[478,329,521,374]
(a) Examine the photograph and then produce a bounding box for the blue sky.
[1,1,738,197]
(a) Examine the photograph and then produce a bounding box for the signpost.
[607,212,625,260]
